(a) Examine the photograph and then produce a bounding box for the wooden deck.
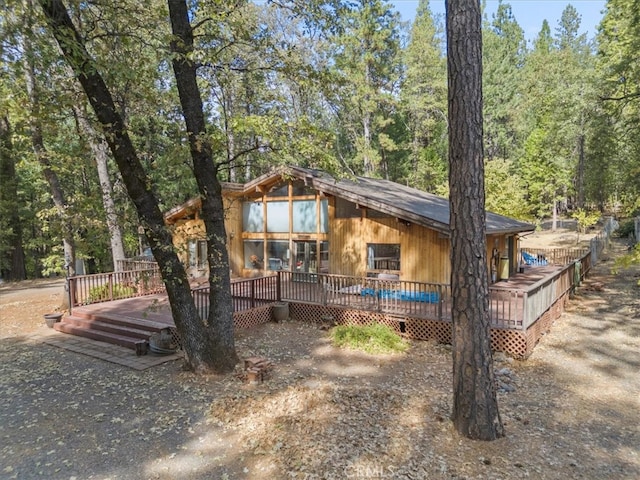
[56,259,581,359]
[69,264,562,330]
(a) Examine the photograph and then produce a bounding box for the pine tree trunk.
[73,106,126,271]
[576,133,585,209]
[0,115,26,280]
[446,0,504,441]
[38,0,235,373]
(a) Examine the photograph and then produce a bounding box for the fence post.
[276,271,282,302]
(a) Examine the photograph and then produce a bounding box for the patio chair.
[521,251,548,266]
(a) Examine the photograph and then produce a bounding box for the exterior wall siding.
[171,189,518,285]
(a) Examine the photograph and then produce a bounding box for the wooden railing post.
[68,277,77,309]
[277,271,282,302]
[521,291,529,330]
[250,278,256,309]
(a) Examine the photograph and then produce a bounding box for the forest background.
[0,0,638,280]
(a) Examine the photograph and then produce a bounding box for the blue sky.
[392,0,607,43]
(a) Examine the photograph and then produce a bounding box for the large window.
[243,240,264,269]
[266,240,290,270]
[266,201,289,233]
[367,243,400,271]
[293,200,316,233]
[243,202,264,232]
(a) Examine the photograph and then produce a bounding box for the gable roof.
[166,166,535,236]
[286,167,534,236]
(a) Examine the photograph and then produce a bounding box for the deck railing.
[192,276,279,319]
[70,220,607,331]
[277,271,449,321]
[520,247,589,266]
[521,251,589,330]
[115,259,158,271]
[68,267,165,307]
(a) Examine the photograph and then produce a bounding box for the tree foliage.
[0,0,635,285]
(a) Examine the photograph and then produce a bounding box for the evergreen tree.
[482,0,526,161]
[332,0,404,177]
[400,0,448,191]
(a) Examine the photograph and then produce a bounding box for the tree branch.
[600,91,640,102]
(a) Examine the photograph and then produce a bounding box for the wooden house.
[164,167,535,283]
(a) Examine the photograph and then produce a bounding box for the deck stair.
[53,308,171,355]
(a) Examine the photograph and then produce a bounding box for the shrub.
[331,323,409,354]
[88,283,136,302]
[615,219,636,239]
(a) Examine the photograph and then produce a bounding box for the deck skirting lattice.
[234,305,272,329]
[287,298,568,360]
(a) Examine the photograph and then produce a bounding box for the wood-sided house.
[164,167,535,284]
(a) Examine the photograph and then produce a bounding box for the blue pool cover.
[361,288,440,303]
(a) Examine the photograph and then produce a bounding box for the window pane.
[266,201,290,233]
[291,180,315,196]
[267,183,289,197]
[320,241,329,273]
[320,199,328,233]
[367,208,391,219]
[367,243,400,271]
[243,202,264,232]
[293,200,316,233]
[266,240,290,271]
[244,240,264,269]
[188,240,197,267]
[197,240,207,269]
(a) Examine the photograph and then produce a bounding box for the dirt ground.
[0,230,638,479]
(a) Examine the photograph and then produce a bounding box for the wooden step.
[61,315,155,340]
[69,308,171,332]
[54,321,148,351]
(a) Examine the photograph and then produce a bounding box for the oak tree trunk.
[38,0,235,373]
[446,0,504,440]
[168,0,238,372]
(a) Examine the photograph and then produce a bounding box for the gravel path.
[0,238,638,479]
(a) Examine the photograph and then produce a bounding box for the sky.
[391,0,607,43]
